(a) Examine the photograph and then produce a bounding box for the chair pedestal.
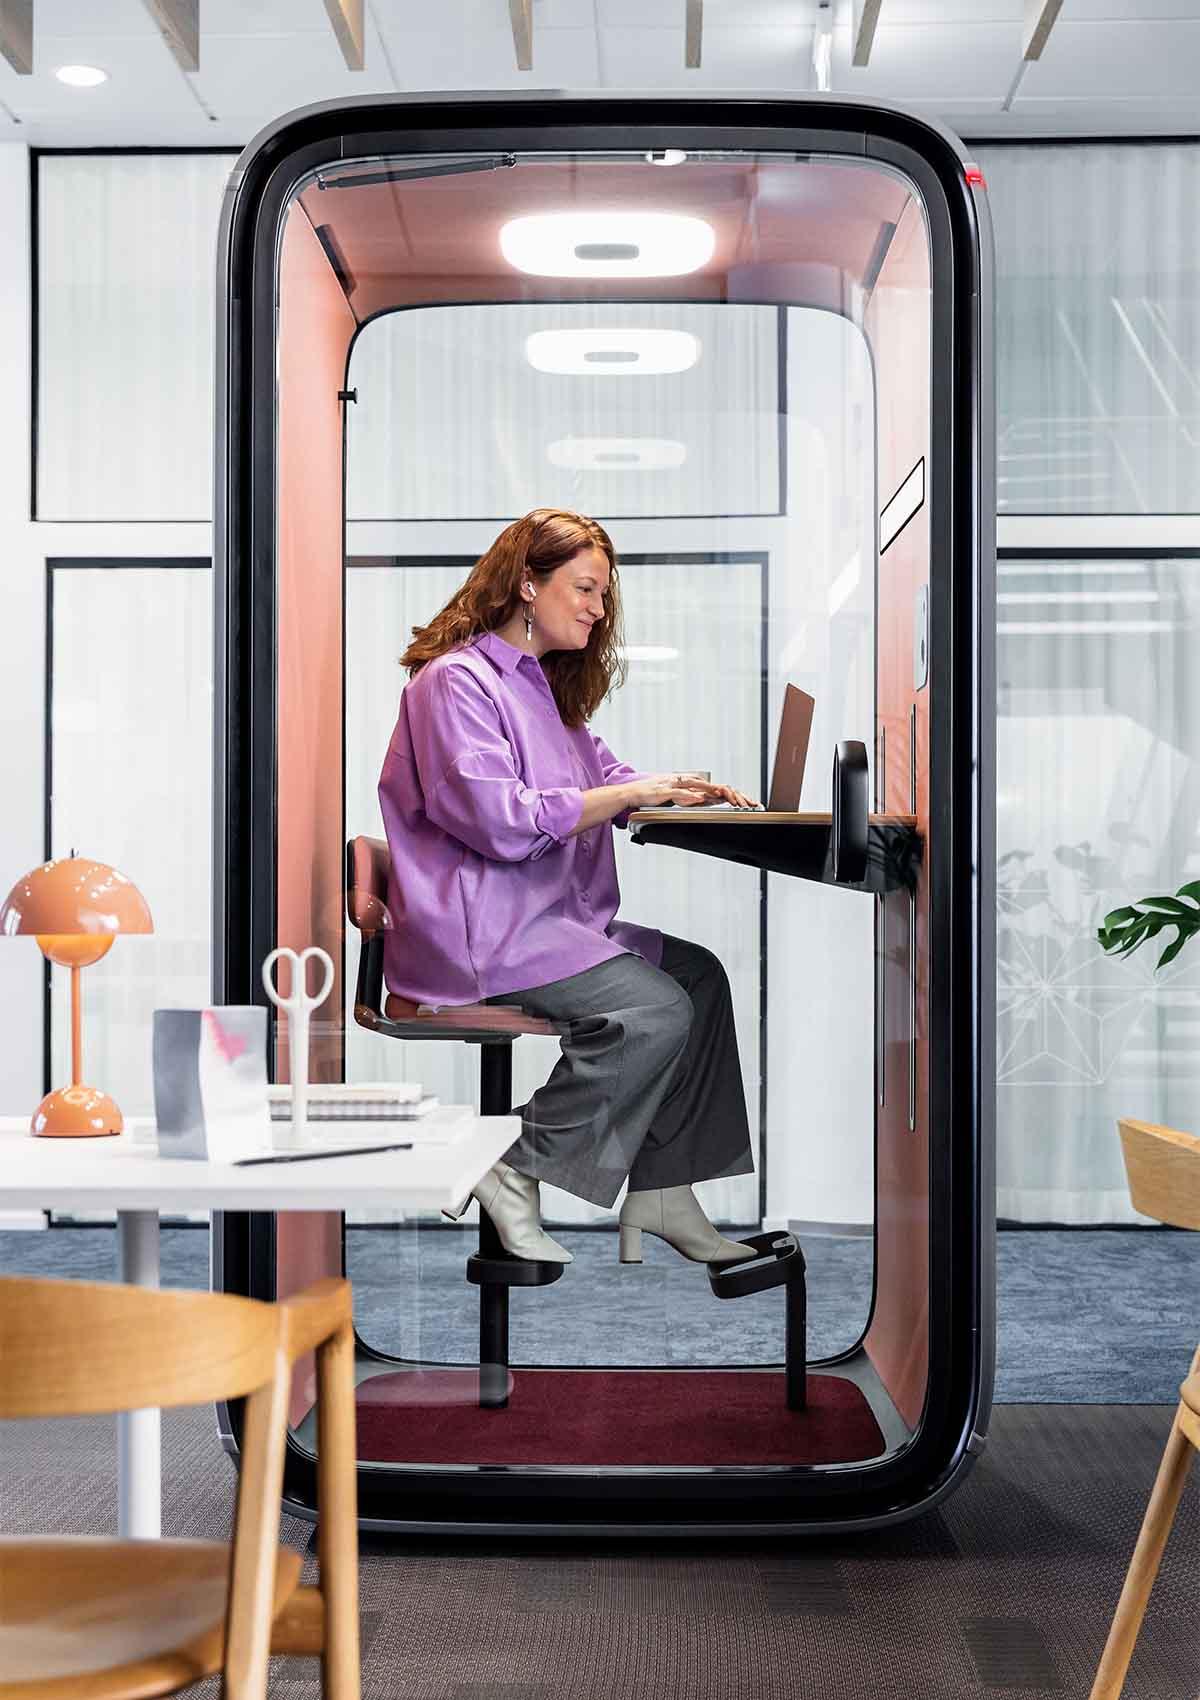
[465,1040,564,1410]
[347,837,572,1414]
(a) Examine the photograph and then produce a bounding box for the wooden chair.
[0,1275,359,1700]
[1089,1119,1200,1699]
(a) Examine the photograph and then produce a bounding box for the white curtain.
[36,153,233,520]
[995,555,1200,1222]
[49,566,213,1125]
[975,142,1200,516]
[978,139,1200,1220]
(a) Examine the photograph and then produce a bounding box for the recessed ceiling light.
[526,329,700,376]
[56,64,108,87]
[548,437,688,472]
[500,212,714,278]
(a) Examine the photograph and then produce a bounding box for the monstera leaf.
[1097,881,1200,971]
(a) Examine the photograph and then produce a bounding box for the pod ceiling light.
[547,437,688,472]
[526,328,700,376]
[500,212,714,278]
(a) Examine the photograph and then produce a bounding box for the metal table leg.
[116,1208,161,1538]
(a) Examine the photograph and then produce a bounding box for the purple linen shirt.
[377,629,664,1007]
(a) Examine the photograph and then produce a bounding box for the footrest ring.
[467,1253,565,1289]
[708,1231,805,1299]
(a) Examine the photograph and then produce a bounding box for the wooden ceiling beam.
[851,0,882,69]
[509,0,532,71]
[0,0,33,75]
[142,0,199,72]
[1022,0,1064,61]
[322,0,365,71]
[685,0,702,69]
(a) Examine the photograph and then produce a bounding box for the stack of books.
[267,1083,438,1122]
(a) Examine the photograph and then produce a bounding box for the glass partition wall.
[216,100,992,1532]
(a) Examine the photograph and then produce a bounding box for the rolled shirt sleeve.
[589,729,649,830]
[416,668,584,862]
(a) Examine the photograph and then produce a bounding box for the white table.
[0,1106,518,1538]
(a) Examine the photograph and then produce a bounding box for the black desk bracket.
[832,740,870,884]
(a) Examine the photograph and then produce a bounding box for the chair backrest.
[345,835,392,936]
[0,1275,357,1700]
[0,1275,351,1418]
[1118,1118,1200,1230]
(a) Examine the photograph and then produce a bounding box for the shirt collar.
[474,629,536,678]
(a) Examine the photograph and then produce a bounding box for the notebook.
[267,1084,438,1121]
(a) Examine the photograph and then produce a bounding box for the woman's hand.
[625,774,760,810]
[676,776,760,809]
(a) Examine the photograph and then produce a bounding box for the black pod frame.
[213,93,996,1536]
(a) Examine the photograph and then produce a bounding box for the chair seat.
[383,993,560,1036]
[0,1537,303,1700]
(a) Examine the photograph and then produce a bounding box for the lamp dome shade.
[0,857,154,938]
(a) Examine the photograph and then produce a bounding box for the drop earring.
[524,584,534,641]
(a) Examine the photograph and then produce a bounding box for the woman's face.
[533,545,612,653]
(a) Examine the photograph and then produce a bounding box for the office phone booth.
[214,94,995,1533]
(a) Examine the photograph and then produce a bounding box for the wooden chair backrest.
[0,1275,357,1700]
[1118,1119,1200,1230]
[0,1275,351,1418]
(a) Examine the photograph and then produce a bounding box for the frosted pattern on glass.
[976,143,1200,515]
[996,556,1200,1221]
[36,154,233,520]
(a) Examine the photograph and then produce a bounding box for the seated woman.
[378,507,757,1267]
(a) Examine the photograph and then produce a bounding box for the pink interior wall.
[863,197,932,1433]
[275,204,358,1424]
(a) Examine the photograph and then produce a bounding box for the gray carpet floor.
[0,1399,1196,1699]
[2,1223,1195,1401]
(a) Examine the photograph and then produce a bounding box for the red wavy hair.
[400,508,627,728]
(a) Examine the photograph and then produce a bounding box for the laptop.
[655,684,816,815]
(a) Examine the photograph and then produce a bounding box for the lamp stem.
[71,964,82,1086]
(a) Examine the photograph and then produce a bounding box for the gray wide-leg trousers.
[483,932,755,1209]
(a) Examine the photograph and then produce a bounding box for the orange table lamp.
[0,856,153,1137]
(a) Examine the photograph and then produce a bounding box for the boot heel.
[619,1224,643,1264]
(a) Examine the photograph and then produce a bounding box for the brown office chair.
[0,1275,359,1700]
[346,835,569,1407]
[1089,1119,1200,1699]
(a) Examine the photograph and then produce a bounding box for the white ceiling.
[0,0,1196,148]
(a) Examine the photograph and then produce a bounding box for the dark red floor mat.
[356,1367,886,1466]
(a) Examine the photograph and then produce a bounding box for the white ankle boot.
[446,1160,573,1263]
[618,1184,756,1265]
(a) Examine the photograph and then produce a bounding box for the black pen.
[234,1141,413,1166]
